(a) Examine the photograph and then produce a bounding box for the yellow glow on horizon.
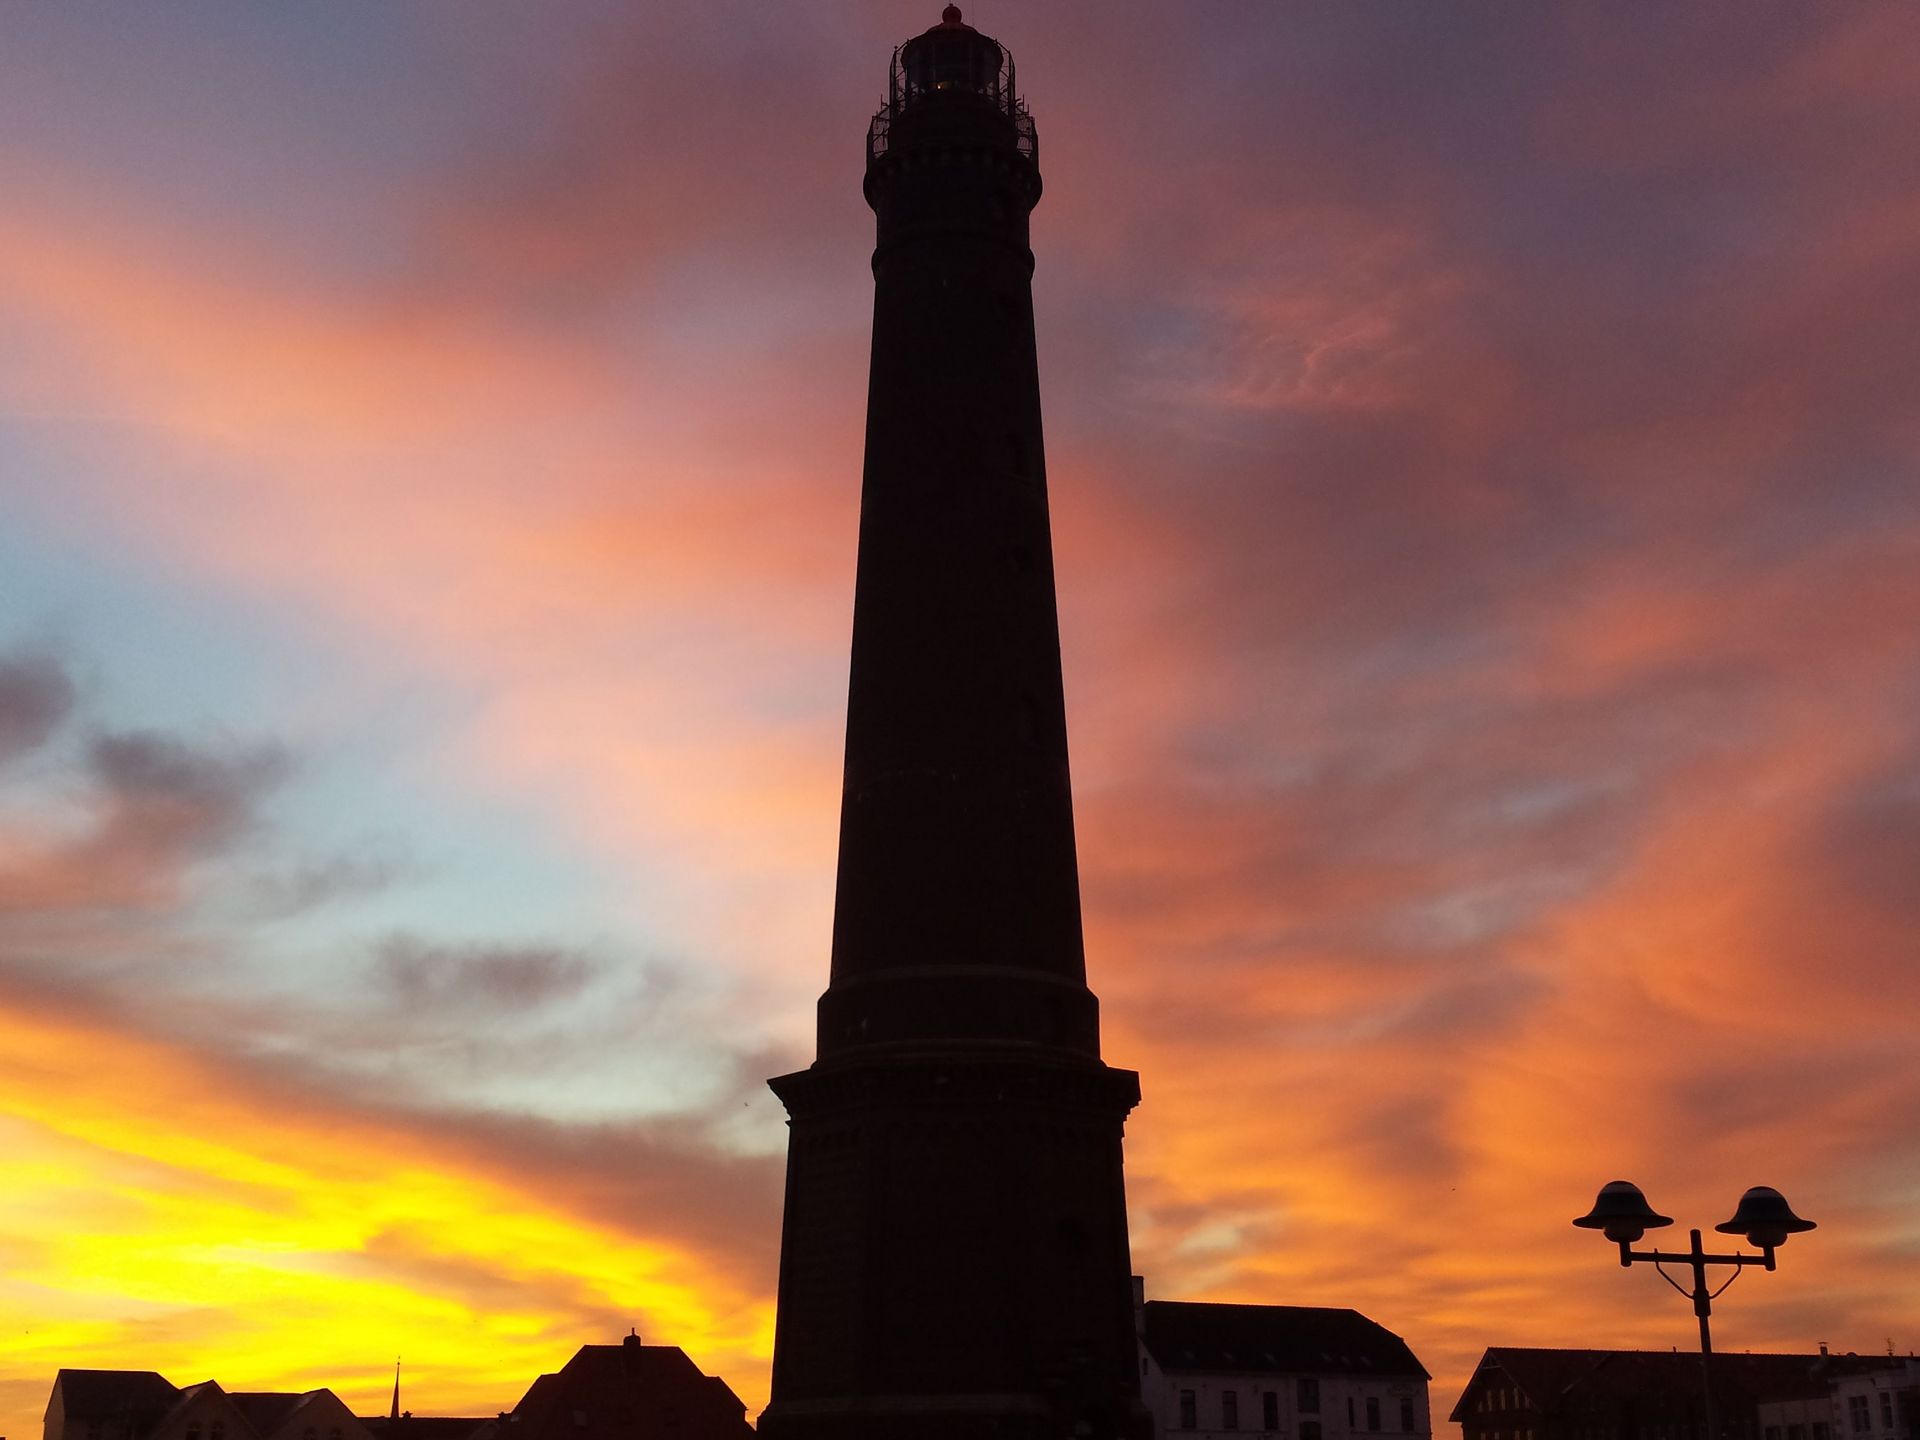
[0,1002,774,1436]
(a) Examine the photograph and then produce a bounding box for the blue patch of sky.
[0,441,271,740]
[0,429,687,1002]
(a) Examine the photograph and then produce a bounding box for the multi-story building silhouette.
[760,7,1149,1439]
[1133,1281,1430,1440]
[1450,1347,1896,1440]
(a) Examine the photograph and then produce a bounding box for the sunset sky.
[4,3,1919,1435]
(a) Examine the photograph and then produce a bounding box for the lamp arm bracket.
[1650,1258,1693,1300]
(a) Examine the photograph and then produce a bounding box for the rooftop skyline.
[3,4,1918,1436]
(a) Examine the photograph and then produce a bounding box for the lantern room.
[900,7,1007,106]
[869,7,1037,168]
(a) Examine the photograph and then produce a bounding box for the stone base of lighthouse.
[759,1051,1152,1440]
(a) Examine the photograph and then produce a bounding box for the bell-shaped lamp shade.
[1574,1180,1674,1245]
[1714,1186,1816,1249]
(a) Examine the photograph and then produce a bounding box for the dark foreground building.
[495,1338,752,1440]
[42,1340,750,1440]
[1451,1348,1886,1440]
[44,1371,373,1440]
[760,8,1149,1440]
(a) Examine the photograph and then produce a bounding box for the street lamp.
[1574,1181,1817,1440]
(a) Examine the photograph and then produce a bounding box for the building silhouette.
[490,1337,752,1440]
[1134,1283,1431,1440]
[1450,1348,1897,1440]
[44,1373,372,1440]
[760,7,1149,1439]
[42,1340,749,1440]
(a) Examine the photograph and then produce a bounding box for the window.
[1792,1425,1808,1440]
[212,1426,225,1440]
[1265,1393,1280,1431]
[1180,1391,1197,1431]
[1368,1398,1382,1432]
[1299,1379,1321,1414]
[1402,1400,1417,1433]
[186,1426,201,1440]
[1766,1428,1783,1440]
[1815,1425,1831,1440]
[1224,1391,1239,1431]
[1851,1397,1872,1434]
[1882,1395,1895,1431]
[1302,1424,1323,1440]
[1349,1398,1357,1427]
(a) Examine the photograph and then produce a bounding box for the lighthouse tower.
[760,10,1150,1439]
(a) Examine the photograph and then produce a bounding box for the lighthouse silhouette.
[759,10,1150,1440]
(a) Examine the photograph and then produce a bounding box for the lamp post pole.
[1576,1183,1818,1440]
[1613,1226,1773,1440]
[1693,1233,1716,1440]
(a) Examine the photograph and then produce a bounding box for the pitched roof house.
[1136,1284,1431,1439]
[495,1337,752,1440]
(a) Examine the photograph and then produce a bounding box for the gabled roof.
[228,1393,311,1436]
[148,1380,240,1439]
[503,1339,753,1440]
[1139,1302,1429,1379]
[52,1371,181,1427]
[1448,1348,1882,1423]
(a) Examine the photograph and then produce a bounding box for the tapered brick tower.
[759,11,1149,1440]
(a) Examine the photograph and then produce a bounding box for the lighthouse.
[760,11,1150,1438]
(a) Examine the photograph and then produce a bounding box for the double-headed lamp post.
[1574,1181,1818,1440]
